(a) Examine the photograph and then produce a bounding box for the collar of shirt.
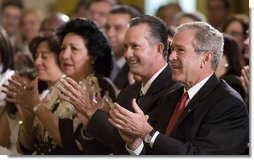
[186,73,213,103]
[140,64,168,95]
[115,57,126,69]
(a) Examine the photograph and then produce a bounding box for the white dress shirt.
[127,73,214,155]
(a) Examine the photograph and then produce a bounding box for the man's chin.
[172,74,182,82]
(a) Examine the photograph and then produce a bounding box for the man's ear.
[201,51,213,68]
[155,42,164,58]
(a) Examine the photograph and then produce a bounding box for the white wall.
[145,0,196,15]
[23,0,56,15]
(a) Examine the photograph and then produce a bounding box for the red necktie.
[165,92,189,136]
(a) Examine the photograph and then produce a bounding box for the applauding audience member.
[109,21,249,155]
[58,15,180,154]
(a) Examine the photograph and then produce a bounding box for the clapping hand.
[240,65,249,95]
[2,75,40,109]
[108,98,151,138]
[57,77,113,126]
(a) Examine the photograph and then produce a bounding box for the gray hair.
[176,22,224,70]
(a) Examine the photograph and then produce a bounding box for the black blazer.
[59,75,116,155]
[113,63,129,90]
[84,64,182,154]
[144,74,249,155]
[221,74,245,99]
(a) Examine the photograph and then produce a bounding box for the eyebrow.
[170,44,184,48]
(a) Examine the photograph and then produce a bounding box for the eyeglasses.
[228,31,244,37]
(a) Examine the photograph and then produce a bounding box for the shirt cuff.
[150,131,159,148]
[80,127,95,140]
[125,141,144,155]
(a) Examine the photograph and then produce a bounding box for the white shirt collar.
[186,73,213,101]
[140,64,168,95]
[115,57,126,69]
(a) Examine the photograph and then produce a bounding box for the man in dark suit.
[57,15,181,154]
[109,21,249,155]
[105,5,140,91]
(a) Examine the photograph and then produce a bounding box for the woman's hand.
[57,77,102,119]
[2,75,41,109]
[240,65,249,96]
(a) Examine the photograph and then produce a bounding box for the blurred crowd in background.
[0,0,250,155]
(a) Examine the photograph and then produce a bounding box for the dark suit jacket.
[113,63,129,90]
[84,64,182,154]
[144,74,249,155]
[59,75,116,155]
[221,74,245,99]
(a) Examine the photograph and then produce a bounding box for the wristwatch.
[144,129,157,144]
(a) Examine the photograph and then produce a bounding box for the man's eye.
[61,47,66,51]
[132,45,139,49]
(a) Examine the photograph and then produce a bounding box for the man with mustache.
[109,21,249,155]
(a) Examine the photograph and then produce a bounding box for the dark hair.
[75,0,89,8]
[129,15,169,59]
[87,0,116,9]
[1,0,23,11]
[207,0,230,10]
[222,15,249,39]
[167,25,176,58]
[156,2,182,17]
[29,36,61,65]
[223,34,243,76]
[167,25,176,38]
[174,12,207,26]
[56,18,113,77]
[0,31,14,73]
[40,12,70,36]
[110,5,141,18]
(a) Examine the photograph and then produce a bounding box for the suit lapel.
[172,74,221,133]
[157,87,184,132]
[140,65,173,111]
[114,63,129,89]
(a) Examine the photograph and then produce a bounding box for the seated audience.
[57,15,181,155]
[108,21,249,155]
[3,19,116,154]
[3,36,63,154]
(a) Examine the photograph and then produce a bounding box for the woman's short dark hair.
[56,18,113,77]
[110,5,141,18]
[223,34,243,76]
[1,0,24,11]
[222,15,249,39]
[29,36,61,66]
[0,31,14,73]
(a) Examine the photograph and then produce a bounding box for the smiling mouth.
[171,63,182,69]
[63,63,73,67]
[128,59,138,65]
